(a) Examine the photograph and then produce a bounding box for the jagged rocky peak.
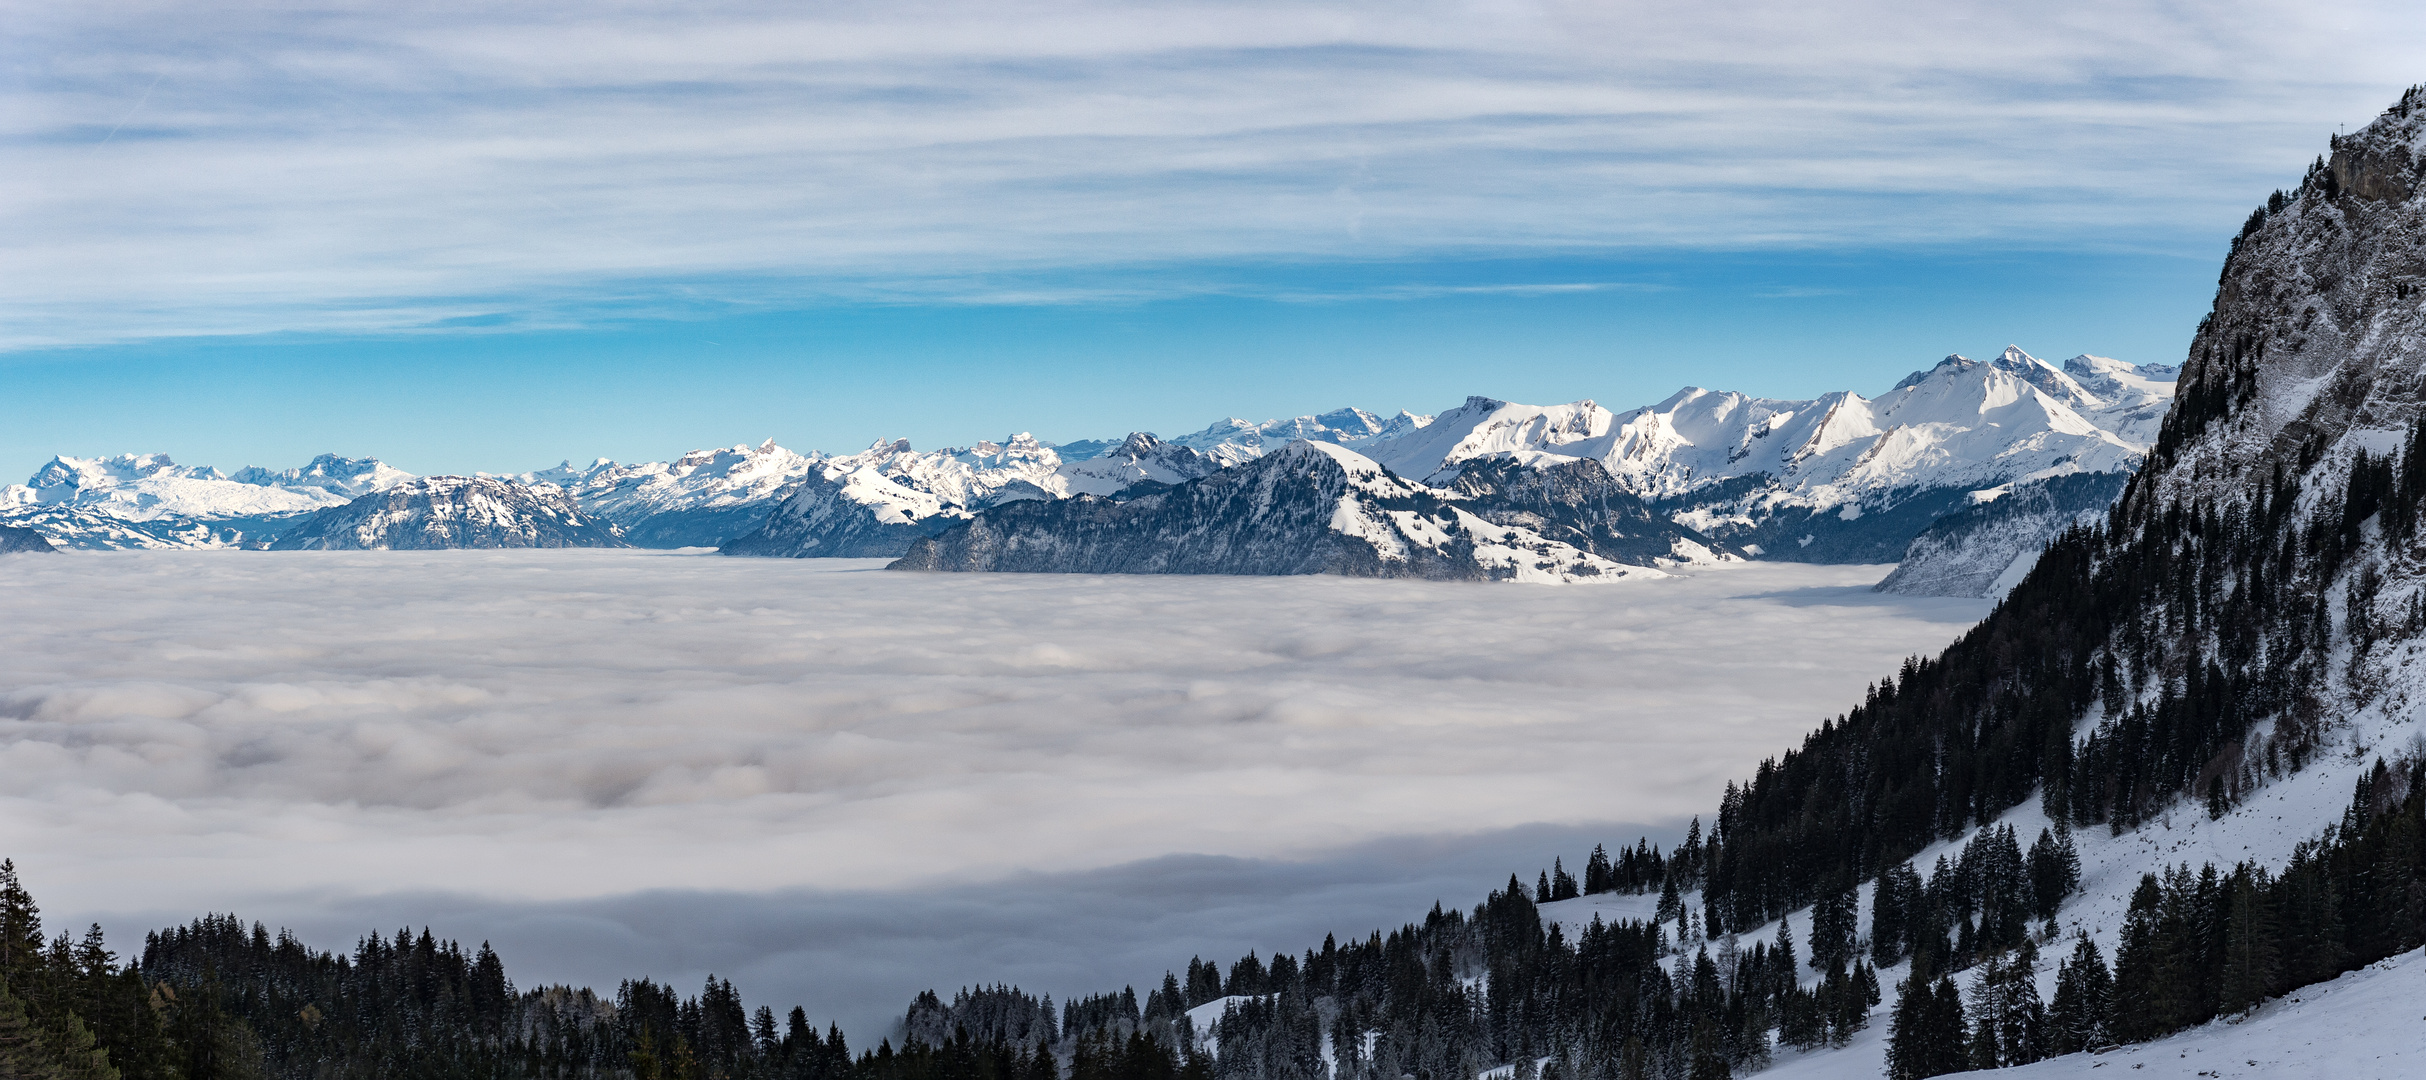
[228,453,411,495]
[1057,432,1219,497]
[268,476,628,550]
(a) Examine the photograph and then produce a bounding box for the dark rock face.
[887,442,1714,580]
[268,477,628,550]
[2154,100,2426,507]
[0,524,57,554]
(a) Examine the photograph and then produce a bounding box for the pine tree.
[1870,864,1920,966]
[1886,974,1967,1080]
[2218,867,2281,1015]
[1808,883,1856,972]
[2049,933,2113,1054]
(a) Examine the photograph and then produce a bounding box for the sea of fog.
[0,551,1989,1035]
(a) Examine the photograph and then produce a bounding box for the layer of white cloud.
[11,0,2423,345]
[0,552,1986,915]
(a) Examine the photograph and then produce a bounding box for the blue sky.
[8,0,2424,477]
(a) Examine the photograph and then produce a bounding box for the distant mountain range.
[0,347,2175,591]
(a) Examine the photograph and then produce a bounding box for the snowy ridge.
[1,452,407,521]
[1333,350,2172,564]
[530,439,825,547]
[1167,408,1434,467]
[1058,433,1221,497]
[1361,349,2165,509]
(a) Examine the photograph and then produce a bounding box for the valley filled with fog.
[0,552,1988,1033]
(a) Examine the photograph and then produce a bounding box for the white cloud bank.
[0,551,1995,1031]
[0,552,1986,908]
[11,0,2426,345]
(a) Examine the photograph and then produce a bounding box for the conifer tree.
[2218,868,2281,1015]
[2048,933,2113,1055]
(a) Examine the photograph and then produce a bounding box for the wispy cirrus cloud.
[8,0,2421,346]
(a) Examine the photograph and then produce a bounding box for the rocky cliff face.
[269,477,628,550]
[2145,92,2426,512]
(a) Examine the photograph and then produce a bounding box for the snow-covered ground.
[1994,948,2426,1079]
[1754,948,2426,1079]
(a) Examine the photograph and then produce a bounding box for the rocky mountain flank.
[269,477,628,550]
[887,441,1735,582]
[0,524,57,554]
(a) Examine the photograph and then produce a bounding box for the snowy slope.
[1872,473,2128,598]
[227,453,414,497]
[536,439,824,547]
[0,452,418,549]
[1983,948,2426,1079]
[1735,950,2426,1080]
[1364,351,2162,501]
[720,459,965,558]
[1523,93,2426,1073]
[12,363,2158,561]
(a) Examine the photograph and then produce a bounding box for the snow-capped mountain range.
[886,442,1736,583]
[0,347,2172,584]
